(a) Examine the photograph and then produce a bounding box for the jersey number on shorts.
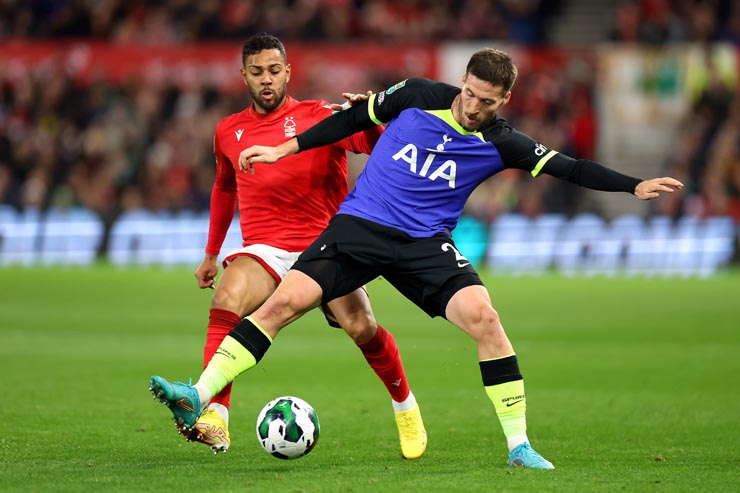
[441,242,470,268]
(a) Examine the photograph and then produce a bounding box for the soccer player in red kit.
[174,33,426,458]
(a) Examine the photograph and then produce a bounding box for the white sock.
[392,391,417,413]
[507,435,529,452]
[194,383,212,410]
[208,402,229,425]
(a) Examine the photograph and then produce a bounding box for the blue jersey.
[340,78,560,237]
[341,92,511,236]
[296,77,640,238]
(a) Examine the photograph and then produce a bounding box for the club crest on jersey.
[392,143,457,189]
[235,129,244,142]
[435,134,452,152]
[284,116,296,137]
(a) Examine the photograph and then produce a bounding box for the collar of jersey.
[248,95,296,120]
[424,109,485,142]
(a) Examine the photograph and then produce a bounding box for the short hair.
[466,49,518,93]
[242,33,287,66]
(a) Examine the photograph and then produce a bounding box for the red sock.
[357,325,410,402]
[203,308,242,408]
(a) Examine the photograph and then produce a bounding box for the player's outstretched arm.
[634,177,684,200]
[238,138,300,174]
[239,100,375,174]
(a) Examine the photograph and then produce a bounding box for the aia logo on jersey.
[284,116,296,137]
[392,143,457,189]
[534,143,548,156]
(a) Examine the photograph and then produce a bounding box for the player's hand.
[194,255,219,289]
[238,139,299,173]
[238,145,281,174]
[329,91,373,111]
[634,177,684,200]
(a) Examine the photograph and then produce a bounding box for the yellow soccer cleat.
[180,409,231,454]
[394,404,427,459]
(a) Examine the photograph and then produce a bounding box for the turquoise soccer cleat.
[507,442,555,470]
[149,375,202,429]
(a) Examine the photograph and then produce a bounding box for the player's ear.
[502,90,511,105]
[285,63,291,84]
[240,67,248,87]
[461,73,467,85]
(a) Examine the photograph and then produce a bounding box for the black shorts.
[292,214,483,318]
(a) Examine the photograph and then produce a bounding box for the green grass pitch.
[1,265,739,492]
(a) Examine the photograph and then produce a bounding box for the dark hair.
[242,33,287,66]
[466,49,518,92]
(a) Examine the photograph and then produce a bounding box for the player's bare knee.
[342,316,377,344]
[210,286,239,312]
[464,305,503,342]
[473,303,500,326]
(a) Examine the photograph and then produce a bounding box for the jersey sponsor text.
[392,143,457,189]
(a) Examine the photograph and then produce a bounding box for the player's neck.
[450,94,462,126]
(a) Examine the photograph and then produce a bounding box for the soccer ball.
[256,396,320,460]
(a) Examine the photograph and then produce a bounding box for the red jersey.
[206,96,381,254]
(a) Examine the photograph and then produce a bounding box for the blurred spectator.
[611,1,644,42]
[453,0,509,41]
[611,0,738,45]
[702,96,740,219]
[680,89,740,220]
[717,1,740,43]
[658,44,739,220]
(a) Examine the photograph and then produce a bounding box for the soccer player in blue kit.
[150,48,683,469]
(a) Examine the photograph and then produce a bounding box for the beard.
[250,85,287,113]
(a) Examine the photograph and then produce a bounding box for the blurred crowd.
[0,65,242,222]
[1,0,738,45]
[0,0,739,234]
[0,48,601,226]
[659,48,740,220]
[611,0,740,44]
[0,0,559,44]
